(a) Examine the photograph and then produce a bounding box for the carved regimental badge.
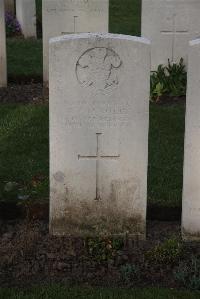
[76,47,122,92]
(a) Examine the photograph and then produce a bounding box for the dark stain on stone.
[53,172,65,183]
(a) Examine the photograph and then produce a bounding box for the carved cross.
[160,13,189,61]
[78,133,120,201]
[61,16,79,34]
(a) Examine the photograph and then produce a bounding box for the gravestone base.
[50,199,146,239]
[42,84,49,98]
[182,230,200,242]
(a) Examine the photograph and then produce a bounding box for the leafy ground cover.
[1,219,200,291]
[0,100,185,208]
[150,59,187,101]
[0,285,199,299]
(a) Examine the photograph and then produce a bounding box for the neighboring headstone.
[0,0,7,87]
[16,0,36,38]
[182,38,200,241]
[42,0,109,83]
[5,0,15,14]
[49,33,150,238]
[142,0,200,70]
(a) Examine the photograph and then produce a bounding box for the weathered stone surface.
[142,0,200,70]
[42,0,109,83]
[182,38,200,241]
[5,0,15,13]
[16,0,36,38]
[49,33,150,238]
[0,0,7,87]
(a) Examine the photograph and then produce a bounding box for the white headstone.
[182,38,200,241]
[49,33,150,238]
[5,0,15,13]
[42,0,109,83]
[0,0,7,87]
[16,0,36,38]
[142,0,200,70]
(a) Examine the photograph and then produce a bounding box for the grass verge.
[7,38,43,81]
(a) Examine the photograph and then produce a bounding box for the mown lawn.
[0,286,199,299]
[0,104,49,202]
[148,103,185,208]
[7,38,43,81]
[110,0,141,36]
[0,103,185,208]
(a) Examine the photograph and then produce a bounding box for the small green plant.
[87,237,124,263]
[174,256,200,290]
[151,58,187,101]
[145,238,183,265]
[120,263,140,283]
[0,174,48,203]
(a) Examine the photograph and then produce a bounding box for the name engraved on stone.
[78,133,120,201]
[76,47,122,91]
[46,0,104,13]
[65,101,132,128]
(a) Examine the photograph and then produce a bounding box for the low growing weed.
[145,238,184,265]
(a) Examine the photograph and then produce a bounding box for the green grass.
[7,0,141,79]
[110,0,141,36]
[0,103,185,208]
[0,104,49,202]
[148,103,185,208]
[0,286,199,299]
[7,38,43,80]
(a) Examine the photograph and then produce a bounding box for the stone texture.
[5,0,15,13]
[49,33,150,238]
[16,0,36,38]
[142,0,200,70]
[42,0,109,83]
[0,0,7,87]
[182,38,200,241]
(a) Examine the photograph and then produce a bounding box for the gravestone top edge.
[49,33,151,45]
